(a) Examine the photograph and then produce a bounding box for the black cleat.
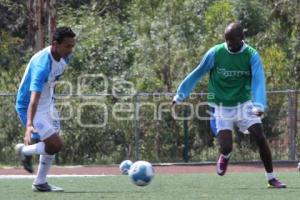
[32,182,64,192]
[15,143,34,173]
[268,178,287,189]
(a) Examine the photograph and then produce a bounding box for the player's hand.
[24,125,36,145]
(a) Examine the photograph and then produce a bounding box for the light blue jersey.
[16,46,68,113]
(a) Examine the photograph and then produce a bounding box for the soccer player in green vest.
[172,22,286,188]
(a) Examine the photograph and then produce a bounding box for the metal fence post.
[133,94,141,161]
[183,107,189,162]
[288,90,298,160]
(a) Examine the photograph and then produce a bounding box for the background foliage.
[0,0,299,164]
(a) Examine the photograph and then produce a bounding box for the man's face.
[54,37,75,59]
[224,33,243,53]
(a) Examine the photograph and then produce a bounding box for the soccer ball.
[128,161,154,186]
[119,160,133,175]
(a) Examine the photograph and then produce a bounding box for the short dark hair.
[225,22,245,40]
[52,27,76,43]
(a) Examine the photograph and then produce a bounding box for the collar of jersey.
[47,46,64,64]
[224,41,247,54]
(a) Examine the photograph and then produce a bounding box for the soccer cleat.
[268,178,286,189]
[15,143,33,173]
[216,154,230,176]
[32,182,64,192]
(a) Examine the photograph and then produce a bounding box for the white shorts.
[33,107,60,140]
[213,101,261,134]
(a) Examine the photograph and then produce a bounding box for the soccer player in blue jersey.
[15,27,76,192]
[172,22,286,188]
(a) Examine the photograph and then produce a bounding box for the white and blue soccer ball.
[128,160,154,186]
[119,160,133,175]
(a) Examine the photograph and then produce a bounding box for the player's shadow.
[63,191,104,194]
[237,186,300,190]
[63,190,146,194]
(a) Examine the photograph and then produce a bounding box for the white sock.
[265,172,275,181]
[33,154,55,185]
[22,142,46,156]
[222,153,231,159]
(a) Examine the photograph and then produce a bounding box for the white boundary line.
[0,174,117,179]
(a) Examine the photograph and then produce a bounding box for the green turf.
[0,172,299,200]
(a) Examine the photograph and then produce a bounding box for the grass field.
[0,172,299,200]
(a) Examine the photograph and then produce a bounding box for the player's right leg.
[15,131,61,175]
[15,143,34,173]
[213,106,234,176]
[16,108,63,157]
[216,130,233,176]
[15,109,36,173]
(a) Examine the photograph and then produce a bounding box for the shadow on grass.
[237,186,300,190]
[63,190,148,194]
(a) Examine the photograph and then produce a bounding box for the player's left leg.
[248,123,286,188]
[32,133,63,192]
[248,124,272,172]
[31,107,64,192]
[237,102,286,188]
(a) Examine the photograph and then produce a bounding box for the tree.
[233,0,269,37]
[0,0,27,38]
[27,0,57,51]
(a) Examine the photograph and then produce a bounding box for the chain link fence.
[0,90,298,165]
